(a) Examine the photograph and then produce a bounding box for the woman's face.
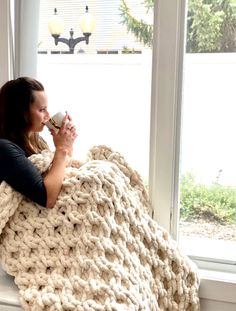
[29,91,50,133]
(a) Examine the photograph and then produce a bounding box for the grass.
[180,173,236,224]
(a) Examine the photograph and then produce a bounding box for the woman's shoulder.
[0,139,24,155]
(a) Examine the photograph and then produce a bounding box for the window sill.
[199,269,236,304]
[179,234,236,304]
[0,268,19,307]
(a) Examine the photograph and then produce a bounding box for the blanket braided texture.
[0,145,200,311]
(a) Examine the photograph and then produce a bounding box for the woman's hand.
[43,113,78,208]
[51,112,77,157]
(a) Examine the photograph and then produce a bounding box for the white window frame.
[14,0,40,78]
[149,0,236,309]
[149,0,185,237]
[0,0,40,83]
[0,0,13,85]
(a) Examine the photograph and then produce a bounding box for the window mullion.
[149,0,186,237]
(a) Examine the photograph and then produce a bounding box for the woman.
[0,77,77,208]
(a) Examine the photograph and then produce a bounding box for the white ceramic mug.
[45,112,65,133]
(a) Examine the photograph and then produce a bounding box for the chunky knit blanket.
[0,145,200,311]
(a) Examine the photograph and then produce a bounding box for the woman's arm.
[43,113,77,208]
[0,139,47,207]
[43,148,68,208]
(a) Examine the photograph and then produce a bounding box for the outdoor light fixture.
[48,6,95,54]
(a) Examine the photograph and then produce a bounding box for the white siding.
[38,0,153,54]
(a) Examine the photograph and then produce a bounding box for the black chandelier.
[48,6,95,54]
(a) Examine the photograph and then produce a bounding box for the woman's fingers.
[54,111,77,143]
[67,113,72,122]
[49,128,56,136]
[60,113,69,131]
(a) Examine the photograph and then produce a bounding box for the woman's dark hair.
[0,77,48,156]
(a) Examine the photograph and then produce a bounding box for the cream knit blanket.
[0,145,200,311]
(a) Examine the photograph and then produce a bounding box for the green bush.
[180,173,236,224]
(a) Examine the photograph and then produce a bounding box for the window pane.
[37,0,153,182]
[179,0,236,265]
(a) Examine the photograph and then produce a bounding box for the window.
[179,53,236,267]
[150,1,236,307]
[37,0,153,183]
[179,0,236,270]
[37,0,236,275]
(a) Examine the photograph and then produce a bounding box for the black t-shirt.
[0,139,47,207]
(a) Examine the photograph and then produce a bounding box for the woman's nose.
[45,111,50,120]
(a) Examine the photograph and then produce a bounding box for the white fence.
[37,52,152,179]
[37,52,236,186]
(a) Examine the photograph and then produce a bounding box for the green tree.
[187,0,236,52]
[120,0,153,47]
[119,0,236,53]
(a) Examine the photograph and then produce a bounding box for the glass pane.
[179,0,236,264]
[37,0,153,183]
